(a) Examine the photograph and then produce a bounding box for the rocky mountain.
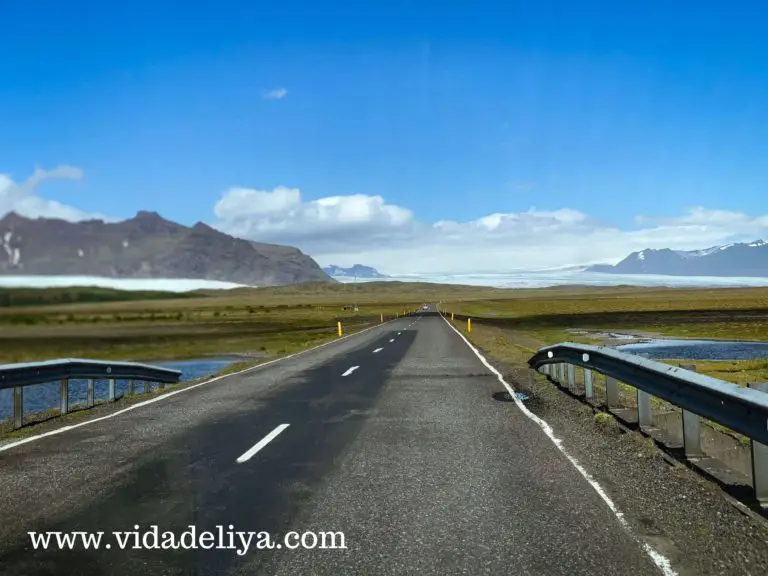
[587,240,768,276]
[0,211,335,286]
[323,264,387,278]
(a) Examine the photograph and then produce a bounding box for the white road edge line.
[342,366,360,376]
[373,348,383,353]
[439,312,677,576]
[0,318,394,454]
[236,424,289,463]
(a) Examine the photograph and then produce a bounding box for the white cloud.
[211,184,768,275]
[0,165,108,222]
[214,186,416,250]
[262,87,287,100]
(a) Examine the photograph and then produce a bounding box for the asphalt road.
[0,305,664,575]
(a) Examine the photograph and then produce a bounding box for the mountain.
[323,264,387,278]
[0,211,335,286]
[587,240,768,277]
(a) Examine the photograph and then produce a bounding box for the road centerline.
[373,348,383,353]
[342,366,360,376]
[236,424,290,464]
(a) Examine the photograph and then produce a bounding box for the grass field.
[0,282,490,363]
[440,285,768,385]
[2,282,768,385]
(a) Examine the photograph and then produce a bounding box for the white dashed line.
[373,348,383,353]
[236,424,289,463]
[398,332,402,335]
[389,339,394,343]
[342,366,360,376]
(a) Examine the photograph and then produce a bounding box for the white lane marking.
[342,366,360,376]
[440,315,677,576]
[398,332,402,335]
[373,348,383,353]
[0,319,395,454]
[236,424,289,463]
[389,339,395,343]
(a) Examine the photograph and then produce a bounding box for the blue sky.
[1,1,767,273]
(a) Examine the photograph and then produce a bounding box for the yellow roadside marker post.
[337,321,342,336]
[467,318,471,332]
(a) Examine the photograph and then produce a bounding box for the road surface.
[0,305,664,575]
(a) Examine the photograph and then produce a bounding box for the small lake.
[617,340,768,361]
[0,357,243,423]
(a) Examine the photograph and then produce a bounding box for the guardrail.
[0,359,182,430]
[528,342,768,508]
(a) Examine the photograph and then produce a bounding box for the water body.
[617,340,768,361]
[0,356,242,422]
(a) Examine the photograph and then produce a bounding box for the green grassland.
[0,281,495,363]
[2,282,768,388]
[441,285,768,385]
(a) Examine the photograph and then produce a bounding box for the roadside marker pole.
[337,321,342,337]
[467,318,471,333]
[451,312,454,320]
[380,313,383,323]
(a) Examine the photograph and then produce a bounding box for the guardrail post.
[748,382,768,507]
[567,364,575,391]
[606,376,619,407]
[637,389,652,427]
[159,379,165,390]
[60,379,69,415]
[108,378,116,401]
[558,363,565,384]
[87,379,95,408]
[128,379,135,395]
[679,364,702,457]
[584,369,594,400]
[13,386,23,428]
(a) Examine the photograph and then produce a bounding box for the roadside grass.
[444,286,768,342]
[0,301,415,363]
[0,319,379,441]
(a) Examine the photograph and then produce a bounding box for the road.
[0,305,665,575]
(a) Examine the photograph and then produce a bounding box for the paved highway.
[0,305,668,575]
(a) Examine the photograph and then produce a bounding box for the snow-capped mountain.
[587,240,768,277]
[322,264,387,279]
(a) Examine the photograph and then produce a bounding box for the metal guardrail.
[0,359,182,430]
[528,342,768,507]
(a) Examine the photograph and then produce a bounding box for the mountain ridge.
[323,264,387,278]
[0,211,335,286]
[587,240,768,277]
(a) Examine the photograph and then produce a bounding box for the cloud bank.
[2,166,767,275]
[211,184,768,274]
